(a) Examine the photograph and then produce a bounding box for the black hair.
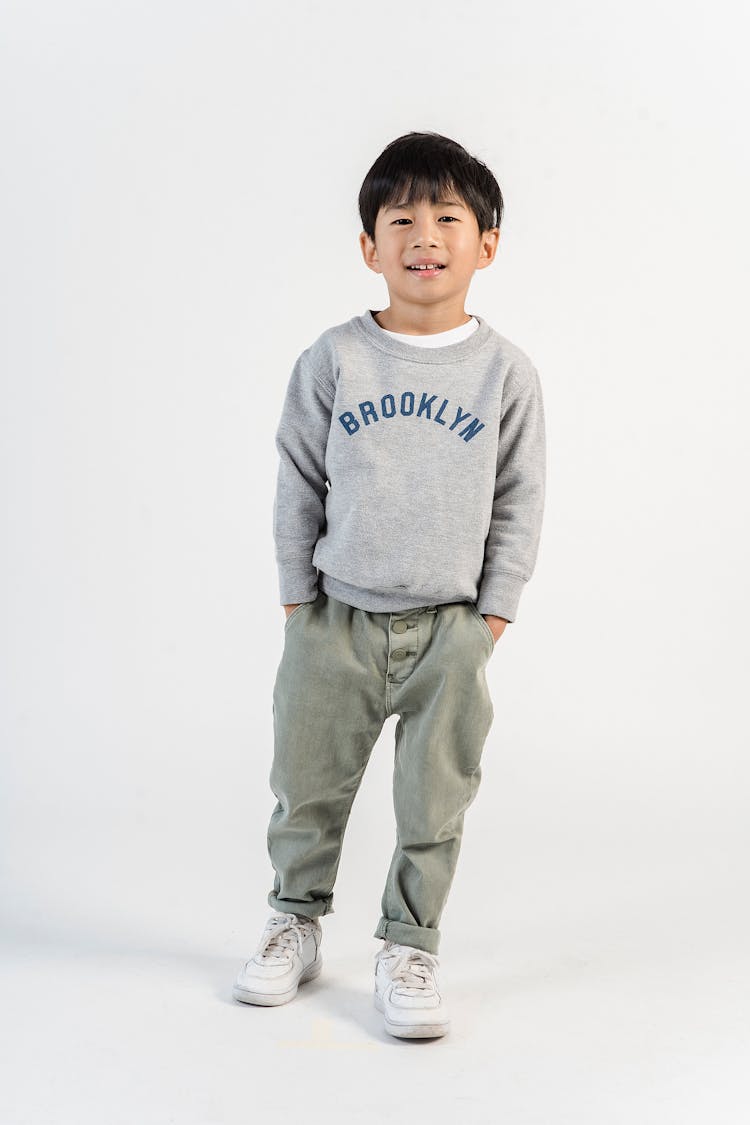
[358,131,504,242]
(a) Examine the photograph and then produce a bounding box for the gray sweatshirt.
[272,309,546,622]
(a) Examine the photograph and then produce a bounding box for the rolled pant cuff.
[267,891,334,919]
[373,917,440,954]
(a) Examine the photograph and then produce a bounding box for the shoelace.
[255,913,316,962]
[378,942,440,994]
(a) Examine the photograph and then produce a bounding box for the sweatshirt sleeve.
[272,344,335,605]
[476,361,547,622]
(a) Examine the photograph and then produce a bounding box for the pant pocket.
[467,603,495,653]
[284,600,314,630]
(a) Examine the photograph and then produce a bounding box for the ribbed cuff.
[476,572,526,623]
[278,558,319,605]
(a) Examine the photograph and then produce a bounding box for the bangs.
[378,171,465,213]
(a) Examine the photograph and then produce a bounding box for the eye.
[391,215,459,225]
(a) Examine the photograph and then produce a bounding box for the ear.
[476,228,500,270]
[359,230,382,274]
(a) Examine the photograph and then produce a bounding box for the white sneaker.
[374,939,450,1038]
[233,911,323,1006]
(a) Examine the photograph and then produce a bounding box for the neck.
[373,301,472,335]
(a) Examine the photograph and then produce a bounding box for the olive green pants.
[267,590,495,954]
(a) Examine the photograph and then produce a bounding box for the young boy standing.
[233,131,547,1039]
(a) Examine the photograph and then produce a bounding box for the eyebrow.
[384,200,466,212]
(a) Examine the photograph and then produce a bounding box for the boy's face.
[359,191,499,314]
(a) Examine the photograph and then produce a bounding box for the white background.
[2,1,749,1122]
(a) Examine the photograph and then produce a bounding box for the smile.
[405,264,446,276]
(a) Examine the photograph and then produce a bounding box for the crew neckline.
[380,315,478,347]
[355,308,493,364]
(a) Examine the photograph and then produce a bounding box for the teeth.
[408,264,443,270]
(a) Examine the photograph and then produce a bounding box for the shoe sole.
[374,991,450,1038]
[232,954,323,1006]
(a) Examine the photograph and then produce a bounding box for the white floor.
[3,879,749,1125]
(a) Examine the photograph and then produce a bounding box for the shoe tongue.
[391,947,434,989]
[259,917,298,959]
[399,964,428,986]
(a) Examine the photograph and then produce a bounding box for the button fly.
[392,620,408,633]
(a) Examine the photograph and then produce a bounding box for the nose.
[411,216,441,246]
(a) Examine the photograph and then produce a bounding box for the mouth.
[405,262,446,278]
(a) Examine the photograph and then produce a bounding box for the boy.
[233,131,546,1039]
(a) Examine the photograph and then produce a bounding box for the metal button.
[392,649,407,660]
[392,620,408,633]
